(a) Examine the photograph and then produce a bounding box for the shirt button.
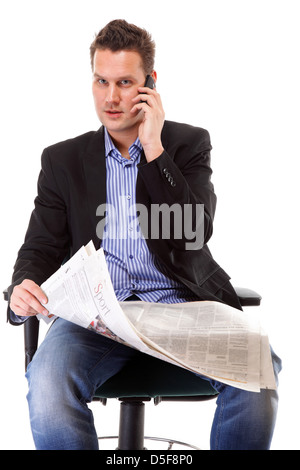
[129,255,134,259]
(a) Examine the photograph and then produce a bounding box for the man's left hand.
[131,86,165,162]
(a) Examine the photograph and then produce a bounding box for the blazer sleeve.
[7,148,70,324]
[137,125,216,250]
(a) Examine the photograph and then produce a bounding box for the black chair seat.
[94,351,217,401]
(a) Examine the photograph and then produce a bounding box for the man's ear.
[151,70,157,84]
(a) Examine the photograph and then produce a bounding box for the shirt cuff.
[9,309,28,324]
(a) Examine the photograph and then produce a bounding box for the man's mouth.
[105,110,123,115]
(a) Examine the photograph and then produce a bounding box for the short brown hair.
[90,19,155,74]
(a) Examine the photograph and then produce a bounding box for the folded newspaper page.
[38,242,276,392]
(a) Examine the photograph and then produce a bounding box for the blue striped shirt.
[102,127,198,304]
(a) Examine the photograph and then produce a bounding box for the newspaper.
[38,242,276,393]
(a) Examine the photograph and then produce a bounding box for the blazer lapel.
[82,126,106,249]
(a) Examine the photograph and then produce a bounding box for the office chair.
[4,286,261,450]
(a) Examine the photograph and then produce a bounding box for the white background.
[0,0,299,450]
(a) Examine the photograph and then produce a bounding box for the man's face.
[92,49,148,140]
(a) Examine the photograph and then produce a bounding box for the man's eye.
[120,80,131,86]
[98,79,107,85]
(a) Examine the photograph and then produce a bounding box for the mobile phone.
[140,75,155,103]
[144,74,155,89]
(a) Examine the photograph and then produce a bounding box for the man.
[7,20,281,450]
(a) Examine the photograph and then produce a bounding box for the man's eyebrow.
[118,75,136,81]
[93,73,137,81]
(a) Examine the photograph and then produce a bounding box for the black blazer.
[7,120,239,324]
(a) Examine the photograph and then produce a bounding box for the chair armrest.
[234,287,262,307]
[3,288,40,370]
[24,316,40,371]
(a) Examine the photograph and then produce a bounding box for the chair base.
[118,400,146,450]
[96,396,216,450]
[98,436,201,450]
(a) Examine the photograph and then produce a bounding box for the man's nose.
[106,85,120,104]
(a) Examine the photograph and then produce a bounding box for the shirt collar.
[104,127,142,162]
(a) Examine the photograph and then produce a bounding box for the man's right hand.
[10,279,48,318]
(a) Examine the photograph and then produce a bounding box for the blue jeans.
[26,318,281,450]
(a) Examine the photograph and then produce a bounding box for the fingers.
[10,279,48,318]
[131,87,163,113]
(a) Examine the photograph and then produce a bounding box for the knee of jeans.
[25,349,89,413]
[25,356,65,408]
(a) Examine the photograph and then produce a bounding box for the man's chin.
[101,116,142,135]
